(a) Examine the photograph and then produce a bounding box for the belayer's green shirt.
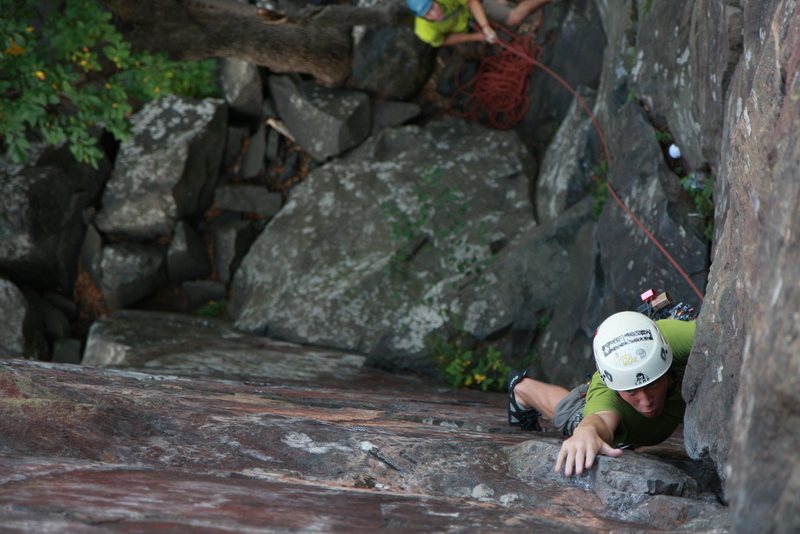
[414,0,471,47]
[583,319,696,447]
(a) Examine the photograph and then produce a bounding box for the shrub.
[1,0,219,167]
[429,334,510,392]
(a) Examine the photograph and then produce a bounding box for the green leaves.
[0,0,220,167]
[430,334,510,392]
[590,159,609,218]
[680,172,715,241]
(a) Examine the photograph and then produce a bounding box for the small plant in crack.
[680,172,715,241]
[590,159,610,218]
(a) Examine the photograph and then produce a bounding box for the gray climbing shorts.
[482,0,514,24]
[552,382,590,436]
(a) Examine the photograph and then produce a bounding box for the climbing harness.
[637,289,698,321]
[450,16,705,302]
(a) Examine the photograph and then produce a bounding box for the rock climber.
[507,311,696,476]
[406,0,553,48]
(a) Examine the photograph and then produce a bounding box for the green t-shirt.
[414,0,471,47]
[583,319,696,447]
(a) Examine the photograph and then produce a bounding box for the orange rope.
[452,26,542,129]
[455,23,705,302]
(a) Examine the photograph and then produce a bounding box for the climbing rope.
[451,24,542,129]
[452,20,705,302]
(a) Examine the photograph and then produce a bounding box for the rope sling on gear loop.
[450,20,705,302]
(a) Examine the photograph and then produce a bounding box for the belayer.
[406,0,554,48]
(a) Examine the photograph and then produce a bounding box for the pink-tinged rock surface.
[0,359,725,532]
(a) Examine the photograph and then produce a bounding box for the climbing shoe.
[508,369,542,431]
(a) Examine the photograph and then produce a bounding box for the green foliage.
[429,334,510,392]
[680,172,715,241]
[1,0,219,167]
[654,130,673,144]
[624,47,638,73]
[197,299,226,318]
[536,314,550,331]
[590,159,609,218]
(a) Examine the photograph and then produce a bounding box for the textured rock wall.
[682,2,800,531]
[571,2,799,529]
[0,357,727,531]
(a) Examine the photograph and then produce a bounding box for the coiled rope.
[451,25,542,129]
[451,22,705,302]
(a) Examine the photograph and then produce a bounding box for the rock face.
[0,160,105,292]
[596,103,708,308]
[98,244,166,310]
[681,3,800,532]
[230,118,535,360]
[370,198,597,378]
[82,310,367,381]
[349,26,434,101]
[535,88,598,224]
[1,0,797,529]
[269,75,371,161]
[0,356,726,532]
[95,95,227,239]
[0,278,42,359]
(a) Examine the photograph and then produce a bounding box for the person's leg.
[482,0,514,25]
[505,0,552,27]
[512,376,569,419]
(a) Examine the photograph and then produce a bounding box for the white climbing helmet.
[592,311,672,391]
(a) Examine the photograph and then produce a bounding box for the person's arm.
[554,410,624,476]
[442,31,488,45]
[466,0,497,42]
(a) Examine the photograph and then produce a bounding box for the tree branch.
[100,0,411,86]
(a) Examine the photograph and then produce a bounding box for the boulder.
[230,118,534,360]
[349,26,435,101]
[182,280,228,309]
[535,87,598,224]
[371,101,422,135]
[0,278,47,359]
[51,338,82,364]
[370,199,597,378]
[167,221,211,283]
[82,310,366,381]
[219,58,263,117]
[30,292,71,342]
[269,75,371,161]
[212,220,258,285]
[94,96,227,239]
[98,244,167,310]
[222,125,250,173]
[239,123,266,179]
[519,0,606,154]
[79,223,104,282]
[0,163,104,292]
[525,202,600,387]
[214,185,283,217]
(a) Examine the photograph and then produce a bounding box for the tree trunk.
[100,0,410,87]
